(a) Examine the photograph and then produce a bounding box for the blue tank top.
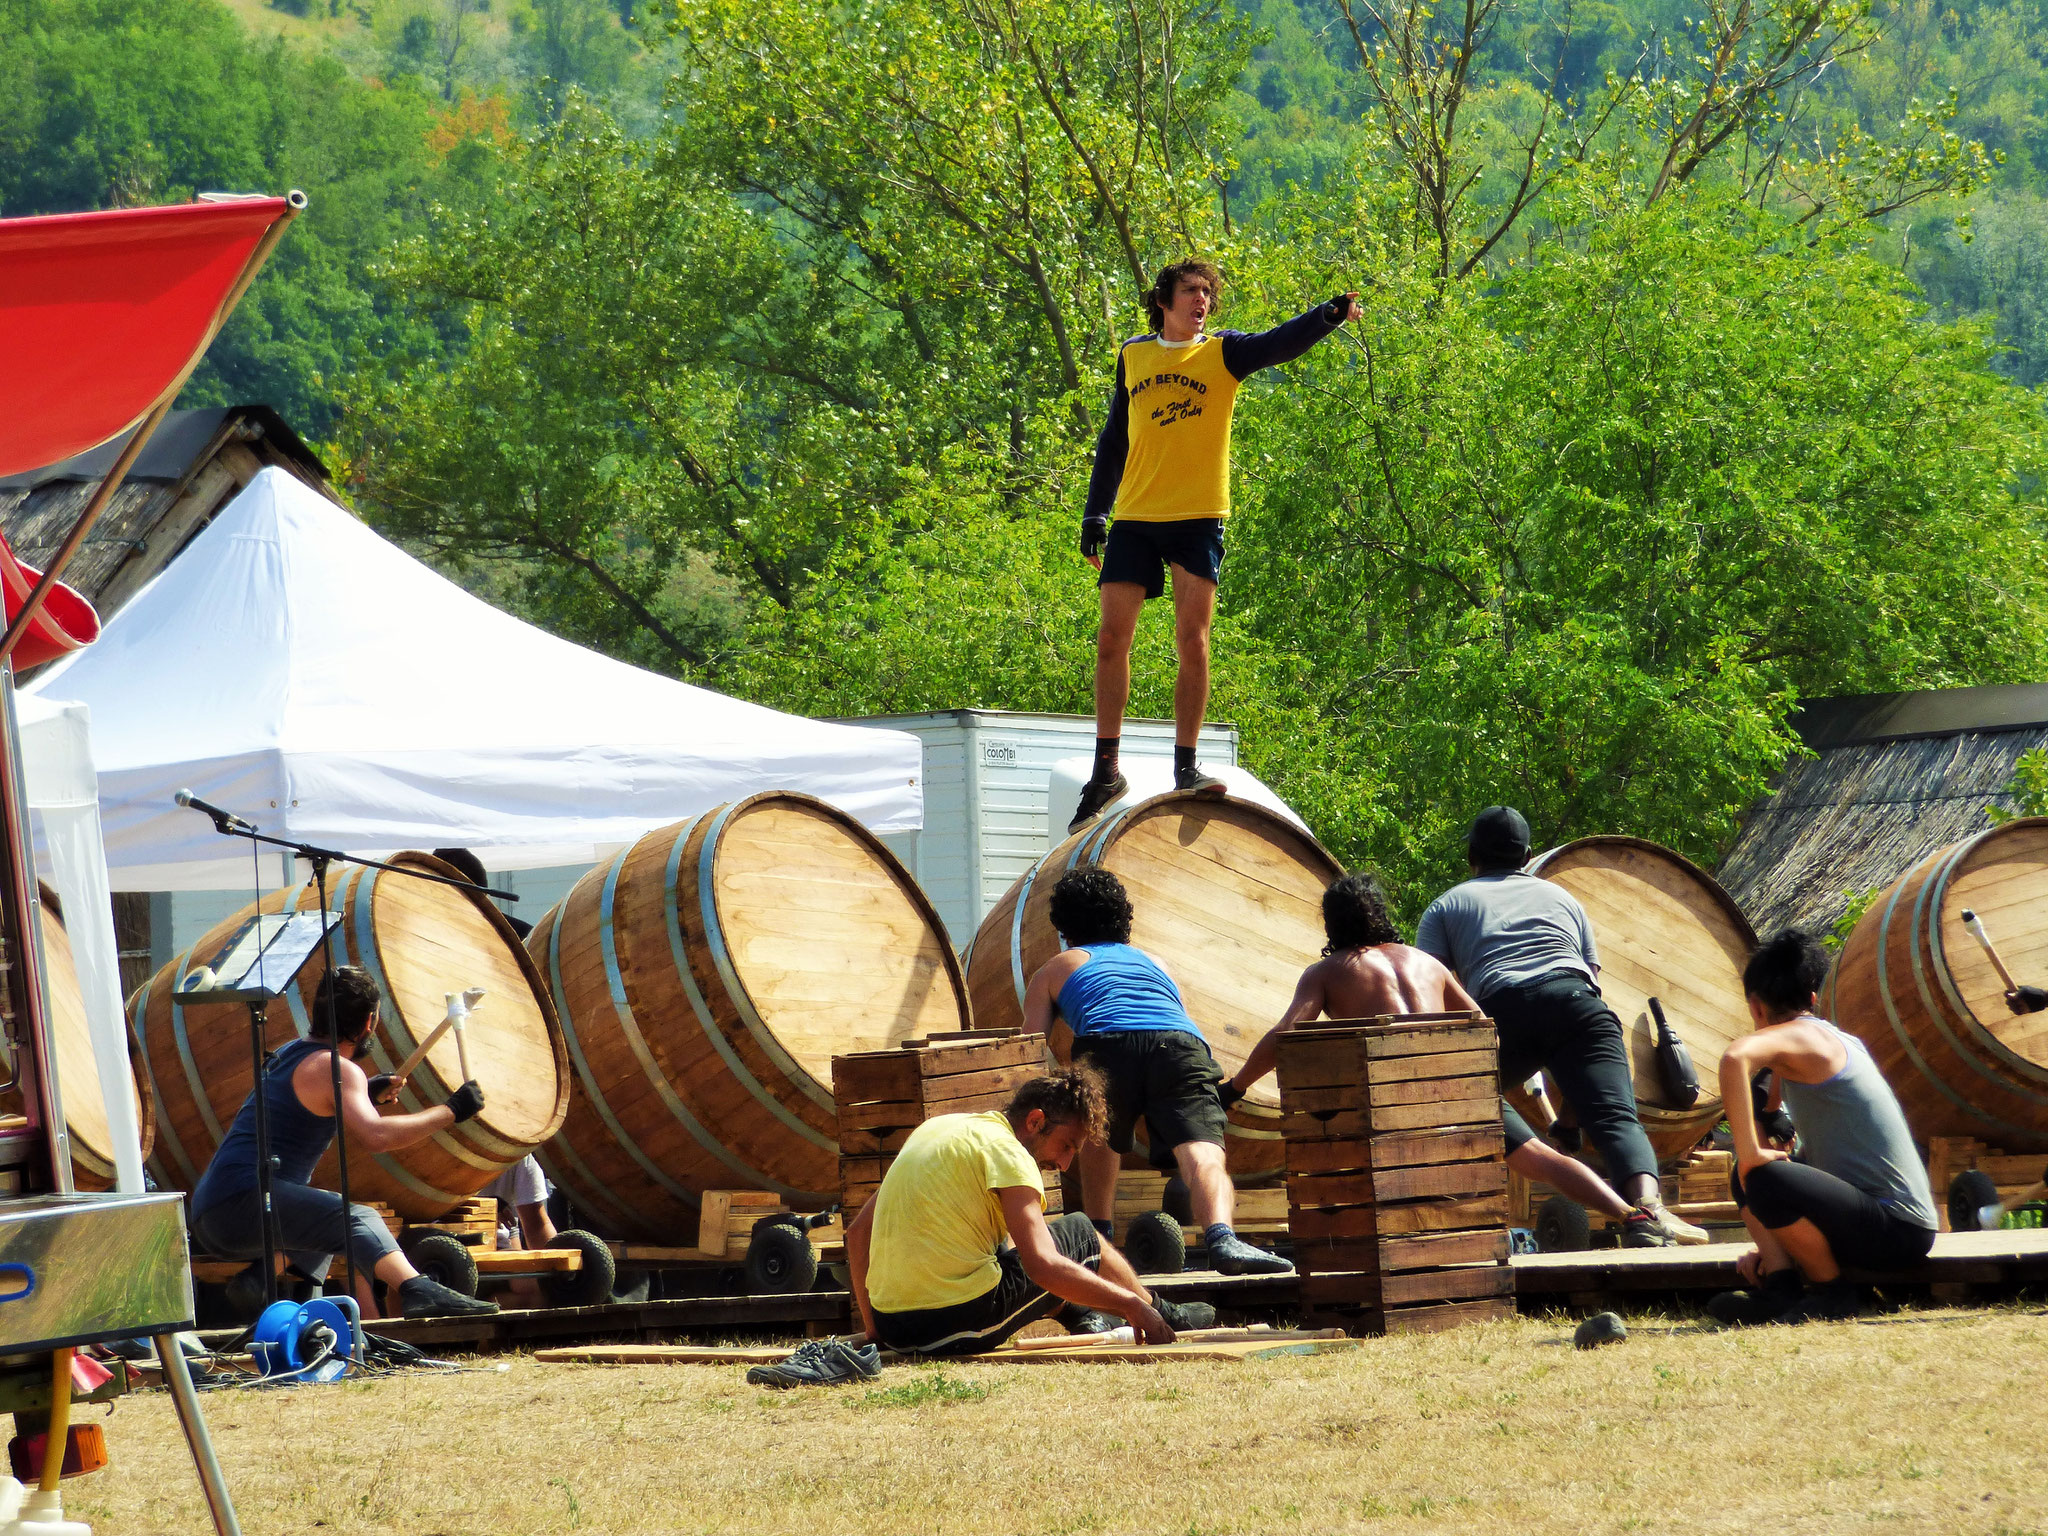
[1054,944,1202,1038]
[191,1037,340,1207]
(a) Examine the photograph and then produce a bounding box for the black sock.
[1093,737,1120,782]
[1174,745,1196,774]
[1091,1218,1115,1242]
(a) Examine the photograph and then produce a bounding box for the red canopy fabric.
[0,198,293,477]
[0,531,98,671]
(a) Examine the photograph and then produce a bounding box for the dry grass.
[68,1306,2048,1536]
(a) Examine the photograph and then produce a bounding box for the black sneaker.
[1061,1307,1124,1334]
[1619,1211,1673,1248]
[745,1338,883,1388]
[1152,1294,1217,1331]
[1207,1232,1293,1275]
[397,1275,501,1318]
[1707,1269,1803,1325]
[224,1264,270,1320]
[1067,772,1129,834]
[1174,763,1227,795]
[1772,1280,1858,1325]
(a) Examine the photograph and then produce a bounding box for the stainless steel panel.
[0,1192,193,1352]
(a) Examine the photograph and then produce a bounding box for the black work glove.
[1218,1081,1245,1110]
[446,1080,485,1124]
[2007,985,2048,1015]
[1760,1108,1796,1146]
[1080,515,1108,560]
[366,1073,397,1106]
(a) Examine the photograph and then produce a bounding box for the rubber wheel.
[1948,1169,2001,1232]
[744,1218,819,1294]
[1535,1195,1593,1253]
[1122,1209,1187,1275]
[541,1229,617,1308]
[403,1232,479,1296]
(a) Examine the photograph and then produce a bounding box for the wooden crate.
[833,1030,1059,1216]
[1278,1015,1513,1336]
[1111,1170,1288,1243]
[1927,1137,2048,1230]
[404,1196,501,1251]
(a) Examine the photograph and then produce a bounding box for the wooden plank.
[1378,1295,1517,1334]
[1372,1160,1507,1203]
[1273,1037,1363,1089]
[831,1054,922,1105]
[837,1124,917,1156]
[1371,1096,1499,1133]
[696,1192,732,1254]
[1366,1047,1499,1084]
[1287,1205,1380,1242]
[1366,1073,1498,1109]
[1296,1270,1382,1304]
[838,1155,890,1185]
[1361,1023,1494,1058]
[1286,1170,1377,1207]
[1365,1127,1505,1169]
[919,1085,1024,1118]
[1377,1229,1510,1272]
[916,1036,1048,1076]
[910,1061,1041,1103]
[1284,1140,1372,1176]
[1381,1264,1514,1306]
[836,1098,924,1132]
[1280,1084,1363,1114]
[1278,1109,1373,1140]
[473,1249,582,1274]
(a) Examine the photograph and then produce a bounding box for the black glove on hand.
[2008,984,2048,1015]
[446,1080,485,1124]
[1761,1108,1797,1145]
[366,1073,396,1106]
[1080,515,1107,560]
[1218,1081,1245,1110]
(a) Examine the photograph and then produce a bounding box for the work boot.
[1707,1267,1803,1325]
[1068,772,1129,834]
[745,1338,882,1388]
[1207,1231,1293,1275]
[1772,1279,1859,1325]
[1152,1293,1217,1331]
[1618,1210,1672,1248]
[1635,1198,1710,1245]
[1060,1306,1123,1334]
[397,1275,500,1319]
[1174,763,1227,795]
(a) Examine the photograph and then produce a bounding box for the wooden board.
[534,1328,1359,1367]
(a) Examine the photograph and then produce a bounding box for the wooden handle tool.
[393,1014,456,1083]
[1959,910,2021,992]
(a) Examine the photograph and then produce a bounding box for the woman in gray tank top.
[1710,931,1937,1326]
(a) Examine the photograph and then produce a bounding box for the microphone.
[174,788,256,834]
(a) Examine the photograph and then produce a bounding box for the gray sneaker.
[1636,1198,1710,1245]
[745,1338,883,1389]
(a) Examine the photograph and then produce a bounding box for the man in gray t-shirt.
[1415,806,1704,1246]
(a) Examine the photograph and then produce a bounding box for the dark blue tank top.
[1055,943,1202,1038]
[191,1037,339,1206]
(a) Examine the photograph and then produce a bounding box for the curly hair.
[1005,1064,1109,1142]
[310,965,382,1043]
[1322,873,1400,955]
[1143,259,1223,332]
[1049,867,1134,946]
[1743,929,1830,1019]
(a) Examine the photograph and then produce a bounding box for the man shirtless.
[1224,874,1665,1244]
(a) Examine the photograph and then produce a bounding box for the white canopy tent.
[28,467,923,890]
[13,690,144,1192]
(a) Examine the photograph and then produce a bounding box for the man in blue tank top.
[1021,868,1290,1274]
[1709,930,1938,1325]
[189,965,500,1319]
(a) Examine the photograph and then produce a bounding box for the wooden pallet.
[833,1031,1061,1216]
[1111,1170,1288,1241]
[1279,1015,1514,1336]
[1927,1137,2047,1230]
[403,1196,501,1251]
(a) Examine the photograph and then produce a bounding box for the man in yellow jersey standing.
[1070,261,1362,832]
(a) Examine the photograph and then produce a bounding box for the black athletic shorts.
[872,1211,1102,1356]
[1071,1028,1227,1161]
[1099,517,1225,599]
[1502,1101,1534,1155]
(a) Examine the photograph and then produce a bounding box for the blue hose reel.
[250,1296,358,1383]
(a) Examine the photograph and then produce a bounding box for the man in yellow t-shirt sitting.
[845,1068,1215,1357]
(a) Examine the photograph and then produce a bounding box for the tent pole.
[0,191,305,665]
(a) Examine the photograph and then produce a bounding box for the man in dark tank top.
[188,965,499,1319]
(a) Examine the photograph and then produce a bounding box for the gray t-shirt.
[1781,1021,1939,1230]
[1414,872,1598,1004]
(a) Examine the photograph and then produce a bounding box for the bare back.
[1310,943,1477,1019]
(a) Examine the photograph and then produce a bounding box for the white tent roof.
[28,467,923,890]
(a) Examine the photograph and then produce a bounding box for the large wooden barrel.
[1527,837,1757,1164]
[1824,817,2048,1152]
[531,792,968,1241]
[1,884,156,1190]
[127,852,567,1220]
[965,791,1343,1180]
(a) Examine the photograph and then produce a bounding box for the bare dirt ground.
[67,1304,2048,1536]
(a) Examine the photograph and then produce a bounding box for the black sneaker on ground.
[1773,1280,1859,1325]
[1706,1268,1803,1325]
[1152,1294,1217,1331]
[1068,772,1130,834]
[745,1338,883,1388]
[1061,1307,1124,1334]
[1174,763,1227,795]
[1207,1233,1293,1275]
[1618,1211,1673,1248]
[397,1275,501,1318]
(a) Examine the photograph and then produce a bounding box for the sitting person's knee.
[1740,1159,1806,1226]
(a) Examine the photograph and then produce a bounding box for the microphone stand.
[178,805,515,1316]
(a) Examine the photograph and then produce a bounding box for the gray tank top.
[1781,1021,1937,1230]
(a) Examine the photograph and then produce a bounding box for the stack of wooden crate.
[833,1030,1056,1216]
[1277,1012,1514,1335]
[367,1197,499,1250]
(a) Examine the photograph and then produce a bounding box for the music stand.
[173,909,342,1311]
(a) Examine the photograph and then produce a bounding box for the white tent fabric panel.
[14,690,143,1193]
[29,468,924,890]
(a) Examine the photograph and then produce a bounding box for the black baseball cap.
[1467,806,1531,869]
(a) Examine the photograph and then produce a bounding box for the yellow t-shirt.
[1113,334,1243,523]
[866,1111,1044,1314]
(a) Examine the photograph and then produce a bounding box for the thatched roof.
[1716,684,2048,936]
[0,405,334,624]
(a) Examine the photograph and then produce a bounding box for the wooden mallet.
[392,987,486,1082]
[1959,909,2021,992]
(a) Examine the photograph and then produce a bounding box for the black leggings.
[1485,972,1658,1187]
[1731,1160,1936,1273]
